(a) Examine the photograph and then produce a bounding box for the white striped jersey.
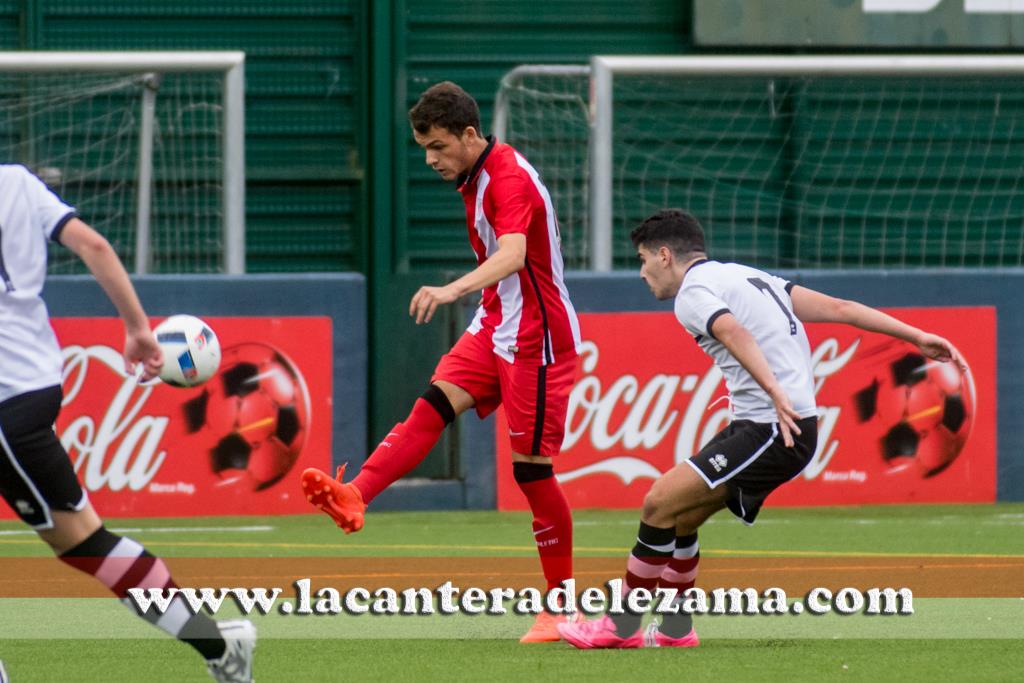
[674,260,817,423]
[457,138,581,365]
[0,165,78,403]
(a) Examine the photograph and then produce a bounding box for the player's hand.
[916,333,968,374]
[769,388,802,448]
[123,327,163,381]
[409,284,460,324]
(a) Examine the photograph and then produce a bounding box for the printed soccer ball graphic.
[183,343,311,489]
[853,348,975,478]
[154,315,220,387]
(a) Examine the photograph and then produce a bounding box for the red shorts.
[431,332,577,457]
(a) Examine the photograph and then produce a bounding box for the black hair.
[629,209,707,260]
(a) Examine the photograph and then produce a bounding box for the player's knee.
[420,384,456,425]
[39,508,103,555]
[641,491,663,521]
[641,483,676,523]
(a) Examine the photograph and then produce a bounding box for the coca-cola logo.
[60,344,169,492]
[557,337,859,486]
[0,314,337,520]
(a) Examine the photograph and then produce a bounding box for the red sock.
[351,397,448,503]
[515,464,573,591]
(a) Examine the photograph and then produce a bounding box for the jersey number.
[747,277,796,335]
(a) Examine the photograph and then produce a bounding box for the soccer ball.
[182,343,310,490]
[154,315,221,388]
[852,347,975,478]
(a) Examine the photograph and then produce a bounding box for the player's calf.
[657,532,701,639]
[345,384,456,506]
[58,525,228,663]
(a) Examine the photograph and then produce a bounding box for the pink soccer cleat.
[557,615,645,649]
[645,621,700,648]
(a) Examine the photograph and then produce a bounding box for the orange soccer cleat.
[300,464,366,534]
[520,610,579,643]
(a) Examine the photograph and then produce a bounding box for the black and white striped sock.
[59,525,225,660]
[611,521,675,637]
[659,532,700,637]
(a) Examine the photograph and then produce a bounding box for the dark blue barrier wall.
[47,270,1016,510]
[43,274,367,481]
[456,269,1023,509]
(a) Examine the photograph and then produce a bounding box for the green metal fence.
[4,0,366,273]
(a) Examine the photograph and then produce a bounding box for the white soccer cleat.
[207,619,256,683]
[0,659,8,683]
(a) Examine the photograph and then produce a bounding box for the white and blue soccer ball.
[153,314,221,388]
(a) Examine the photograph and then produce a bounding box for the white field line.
[0,525,274,536]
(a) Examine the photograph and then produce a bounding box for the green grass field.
[1,504,1022,682]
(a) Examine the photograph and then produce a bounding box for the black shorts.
[0,386,87,529]
[687,416,818,525]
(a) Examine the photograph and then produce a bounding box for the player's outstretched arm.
[710,312,802,447]
[409,233,527,324]
[789,285,966,372]
[59,218,162,380]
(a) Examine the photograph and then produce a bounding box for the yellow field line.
[0,538,1021,559]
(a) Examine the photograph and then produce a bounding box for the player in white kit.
[559,209,964,649]
[0,164,253,681]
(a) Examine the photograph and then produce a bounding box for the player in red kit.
[302,81,582,642]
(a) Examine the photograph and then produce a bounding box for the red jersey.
[457,138,581,365]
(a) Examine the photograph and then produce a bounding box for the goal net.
[0,52,244,275]
[496,56,1024,270]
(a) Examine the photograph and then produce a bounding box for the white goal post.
[496,55,1024,271]
[0,51,245,274]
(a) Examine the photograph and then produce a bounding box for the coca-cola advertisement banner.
[497,307,996,509]
[0,317,332,519]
